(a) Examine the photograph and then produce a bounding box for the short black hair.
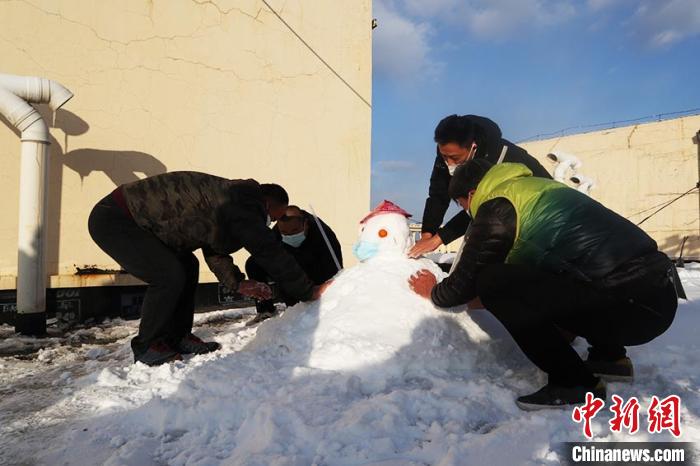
[260,183,289,206]
[434,114,477,147]
[278,205,305,223]
[448,158,494,200]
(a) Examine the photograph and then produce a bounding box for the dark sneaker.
[586,357,634,382]
[176,333,221,355]
[135,341,182,366]
[516,380,606,411]
[245,309,279,326]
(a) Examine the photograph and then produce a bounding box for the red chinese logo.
[571,393,682,438]
[609,395,640,434]
[572,392,605,439]
[647,395,682,437]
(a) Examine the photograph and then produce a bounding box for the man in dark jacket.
[409,114,551,258]
[88,172,326,366]
[245,205,342,323]
[408,160,677,410]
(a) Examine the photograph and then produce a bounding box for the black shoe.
[586,357,634,382]
[245,298,280,327]
[135,341,183,366]
[176,333,221,355]
[516,380,606,411]
[246,311,276,326]
[255,299,276,314]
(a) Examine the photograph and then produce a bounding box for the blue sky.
[370,0,700,221]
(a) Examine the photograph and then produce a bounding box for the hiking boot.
[176,333,221,355]
[586,356,634,382]
[135,341,182,366]
[516,380,606,411]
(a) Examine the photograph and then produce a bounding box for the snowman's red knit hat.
[360,200,412,224]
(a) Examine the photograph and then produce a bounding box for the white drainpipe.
[546,151,582,182]
[570,174,596,195]
[0,73,73,335]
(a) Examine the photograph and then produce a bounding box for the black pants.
[475,263,677,387]
[88,195,199,356]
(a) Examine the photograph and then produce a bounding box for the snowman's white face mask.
[353,213,414,261]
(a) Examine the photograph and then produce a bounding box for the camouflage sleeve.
[202,248,244,292]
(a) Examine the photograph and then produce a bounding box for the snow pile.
[31,290,525,466]
[249,205,498,391]
[250,254,490,393]
[2,208,699,465]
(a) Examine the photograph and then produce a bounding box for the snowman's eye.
[378,229,388,238]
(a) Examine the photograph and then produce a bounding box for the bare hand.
[408,234,443,258]
[237,280,273,300]
[408,269,437,299]
[310,279,333,301]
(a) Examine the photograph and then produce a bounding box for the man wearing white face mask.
[245,205,342,322]
[408,114,551,258]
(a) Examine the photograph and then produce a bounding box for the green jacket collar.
[469,163,533,217]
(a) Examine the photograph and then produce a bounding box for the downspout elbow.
[0,73,73,110]
[546,151,582,182]
[0,86,49,142]
[21,117,49,143]
[48,79,73,110]
[570,174,596,194]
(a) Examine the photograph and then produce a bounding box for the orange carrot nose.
[378,229,388,238]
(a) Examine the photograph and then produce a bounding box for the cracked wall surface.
[522,115,700,259]
[0,0,372,283]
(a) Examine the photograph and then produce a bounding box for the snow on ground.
[1,265,699,466]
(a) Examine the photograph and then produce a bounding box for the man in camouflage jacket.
[89,171,325,365]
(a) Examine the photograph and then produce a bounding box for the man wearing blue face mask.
[245,205,342,322]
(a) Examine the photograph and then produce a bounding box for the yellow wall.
[521,115,700,259]
[0,0,372,287]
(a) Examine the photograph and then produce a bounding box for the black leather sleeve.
[421,154,451,234]
[437,210,471,245]
[431,198,517,308]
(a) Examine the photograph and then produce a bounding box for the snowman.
[351,200,416,261]
[249,201,500,392]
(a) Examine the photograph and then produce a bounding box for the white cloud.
[372,0,440,81]
[586,0,617,12]
[585,0,700,48]
[402,0,460,18]
[373,0,579,82]
[468,0,576,40]
[376,160,417,172]
[400,0,577,40]
[631,0,700,48]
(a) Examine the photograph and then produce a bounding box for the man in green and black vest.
[408,159,677,410]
